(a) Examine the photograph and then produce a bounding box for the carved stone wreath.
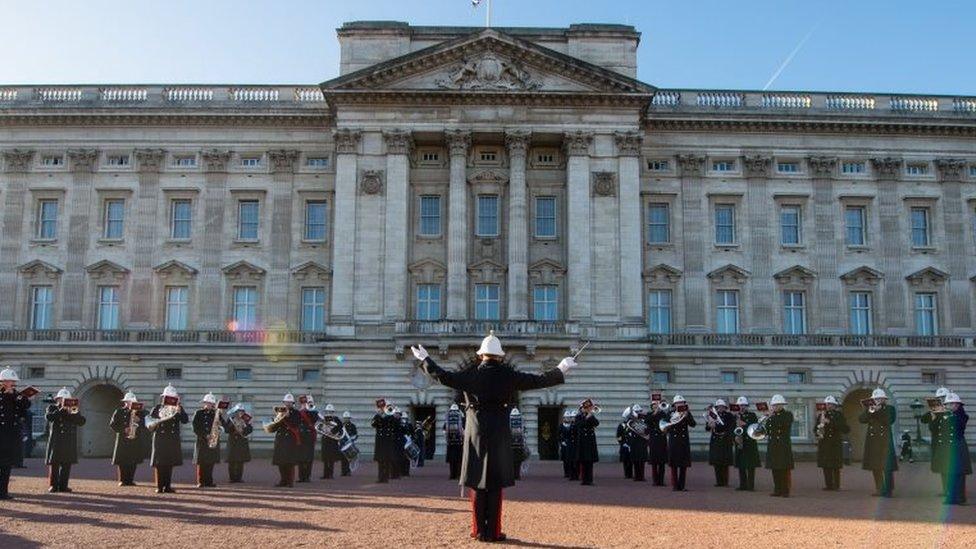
[359,169,385,195]
[592,171,617,197]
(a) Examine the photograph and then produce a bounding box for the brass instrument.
[263,406,289,433]
[746,414,771,441]
[702,406,725,426]
[315,417,343,440]
[207,405,224,449]
[626,418,650,440]
[125,403,143,440]
[146,400,179,432]
[815,411,828,441]
[658,411,686,432]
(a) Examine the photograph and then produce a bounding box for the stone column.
[935,158,970,331]
[505,130,530,320]
[615,131,643,323]
[445,130,471,320]
[807,156,841,333]
[330,129,361,324]
[383,130,413,321]
[267,149,300,325]
[742,155,774,333]
[129,149,166,328]
[0,150,33,327]
[871,157,906,332]
[198,149,232,329]
[676,154,706,330]
[564,131,593,321]
[61,149,98,328]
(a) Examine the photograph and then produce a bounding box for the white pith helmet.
[631,404,643,414]
[342,411,352,419]
[450,403,460,411]
[736,396,749,406]
[871,388,887,400]
[0,368,19,382]
[161,385,179,398]
[714,399,727,408]
[935,387,950,399]
[621,406,632,419]
[510,407,521,416]
[201,392,217,404]
[672,395,686,403]
[282,393,295,403]
[770,394,787,406]
[325,404,335,412]
[56,387,71,399]
[122,392,138,403]
[824,395,839,405]
[944,393,962,404]
[477,330,504,357]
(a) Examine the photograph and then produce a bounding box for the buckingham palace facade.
[1,21,975,459]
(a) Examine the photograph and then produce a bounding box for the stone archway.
[77,383,123,458]
[841,388,873,462]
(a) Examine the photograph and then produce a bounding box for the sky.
[1,0,973,95]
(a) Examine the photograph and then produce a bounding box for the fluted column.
[807,156,841,333]
[129,149,166,328]
[61,149,99,327]
[564,131,593,321]
[871,157,905,332]
[935,158,970,331]
[0,150,34,327]
[199,149,232,329]
[743,155,774,333]
[267,149,300,325]
[615,131,643,322]
[383,130,413,321]
[677,154,707,330]
[505,130,530,320]
[330,129,361,324]
[445,130,471,320]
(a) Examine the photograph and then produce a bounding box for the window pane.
[716,290,739,333]
[104,200,125,239]
[38,200,58,239]
[420,196,441,236]
[416,284,441,321]
[648,203,670,243]
[30,286,53,330]
[783,291,806,334]
[533,285,558,321]
[648,289,672,334]
[715,205,735,244]
[301,287,326,331]
[165,286,188,330]
[477,195,499,236]
[845,207,865,246]
[914,293,937,336]
[304,201,327,241]
[535,197,556,238]
[238,201,259,240]
[910,208,929,247]
[780,206,800,245]
[97,286,120,330]
[849,292,872,335]
[171,200,192,239]
[475,284,500,320]
[233,287,258,329]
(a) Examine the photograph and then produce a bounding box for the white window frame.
[782,290,806,334]
[416,284,441,321]
[648,289,672,334]
[845,206,867,246]
[474,283,500,320]
[714,204,736,245]
[36,199,59,240]
[30,286,54,330]
[476,195,500,237]
[532,285,559,321]
[841,161,866,175]
[910,207,931,247]
[914,292,938,336]
[232,286,258,330]
[97,285,120,330]
[103,199,125,240]
[647,203,670,244]
[170,199,192,240]
[164,286,189,331]
[715,289,740,334]
[304,200,328,242]
[777,161,799,174]
[237,200,260,241]
[780,205,802,245]
[534,196,557,239]
[849,291,873,335]
[419,195,442,237]
[300,287,326,332]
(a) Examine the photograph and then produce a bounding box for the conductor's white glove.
[557,357,576,374]
[411,344,429,362]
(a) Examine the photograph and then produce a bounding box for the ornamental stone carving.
[807,156,838,178]
[333,128,362,155]
[613,131,643,157]
[870,157,903,179]
[742,155,771,178]
[562,131,592,156]
[267,149,300,173]
[592,171,617,197]
[359,169,385,195]
[773,265,817,286]
[468,169,508,185]
[707,264,751,286]
[905,266,948,288]
[383,130,414,156]
[839,266,883,287]
[2,149,34,172]
[67,149,99,173]
[676,154,706,177]
[201,149,233,172]
[445,130,472,157]
[643,264,683,284]
[436,50,539,91]
[504,130,530,156]
[934,158,966,181]
[134,149,166,173]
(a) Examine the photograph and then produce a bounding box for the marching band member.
[765,394,794,497]
[265,393,302,488]
[815,395,849,491]
[706,399,735,487]
[191,392,227,488]
[859,388,897,497]
[510,408,527,480]
[149,384,188,493]
[414,416,430,468]
[624,405,648,482]
[0,367,34,500]
[939,393,970,505]
[319,403,343,479]
[574,399,600,486]
[663,395,695,491]
[410,331,573,543]
[733,396,759,491]
[297,396,320,483]
[444,403,464,480]
[340,411,358,476]
[109,392,148,486]
[372,399,396,483]
[922,387,950,496]
[617,408,632,479]
[46,387,86,493]
[559,410,578,481]
[647,397,669,486]
[397,408,412,477]
[226,404,252,483]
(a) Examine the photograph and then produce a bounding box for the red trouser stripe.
[494,489,504,537]
[470,489,477,538]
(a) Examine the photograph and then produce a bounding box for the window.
[238,200,259,240]
[849,292,873,335]
[647,203,670,244]
[300,287,326,332]
[535,196,556,238]
[240,157,261,168]
[842,161,866,174]
[164,367,182,380]
[97,286,120,330]
[419,196,441,237]
[914,293,938,336]
[787,371,807,384]
[416,284,441,321]
[782,291,806,334]
[103,199,125,239]
[233,368,252,381]
[715,204,736,244]
[106,154,130,167]
[533,285,558,321]
[845,206,866,246]
[29,286,54,330]
[715,290,740,333]
[777,162,799,173]
[165,286,189,330]
[712,160,735,172]
[36,199,58,239]
[648,290,672,334]
[970,165,976,178]
[789,402,810,439]
[921,371,941,385]
[647,159,670,171]
[474,284,500,320]
[720,370,739,384]
[41,155,64,167]
[304,201,328,241]
[479,150,498,163]
[536,152,555,164]
[906,163,928,176]
[301,368,321,382]
[780,205,801,245]
[232,286,258,330]
[27,367,45,379]
[476,195,499,237]
[306,157,329,168]
[421,151,440,163]
[652,370,671,385]
[173,155,196,167]
[170,199,192,239]
[910,207,930,247]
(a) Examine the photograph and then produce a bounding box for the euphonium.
[146,402,178,432]
[315,417,343,440]
[263,406,289,433]
[658,411,684,432]
[746,414,771,441]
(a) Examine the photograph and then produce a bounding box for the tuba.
[746,414,772,441]
[315,417,343,440]
[658,411,684,432]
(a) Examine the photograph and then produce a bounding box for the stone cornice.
[613,131,642,157]
[267,149,300,173]
[383,130,414,156]
[445,129,472,156]
[134,148,166,173]
[504,130,531,156]
[807,156,838,179]
[934,158,966,182]
[201,149,233,172]
[67,149,98,173]
[333,128,361,155]
[741,155,771,178]
[870,157,903,179]
[323,89,652,109]
[562,131,592,156]
[646,116,976,138]
[2,149,34,172]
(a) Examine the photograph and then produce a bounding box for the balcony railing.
[0,85,328,109]
[0,329,328,344]
[396,320,570,336]
[649,333,974,349]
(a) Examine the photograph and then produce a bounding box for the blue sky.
[1,0,973,95]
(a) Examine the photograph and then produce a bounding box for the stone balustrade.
[646,89,974,115]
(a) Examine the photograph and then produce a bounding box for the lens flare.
[335,355,346,364]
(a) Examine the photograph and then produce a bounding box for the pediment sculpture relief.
[436,51,539,91]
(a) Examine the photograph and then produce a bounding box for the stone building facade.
[1,21,974,459]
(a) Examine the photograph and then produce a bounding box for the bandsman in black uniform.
[662,395,695,491]
[647,397,670,486]
[372,399,396,483]
[764,394,794,497]
[340,411,358,476]
[109,391,148,486]
[733,396,760,491]
[397,408,412,477]
[191,392,228,488]
[319,403,343,479]
[444,403,464,480]
[815,395,849,491]
[148,384,189,493]
[859,388,897,497]
[410,331,572,543]
[510,408,528,480]
[706,399,735,487]
[617,408,632,479]
[574,399,600,486]
[559,410,578,480]
[226,404,252,483]
[264,393,302,487]
[46,387,86,493]
[623,404,649,482]
[296,396,320,482]
[414,416,429,468]
[936,393,970,505]
[0,367,35,499]
[922,387,950,496]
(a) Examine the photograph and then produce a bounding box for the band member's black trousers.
[871,469,894,497]
[298,461,312,482]
[154,465,174,491]
[631,461,645,481]
[513,461,522,480]
[566,460,579,480]
[0,465,12,497]
[945,474,967,504]
[48,464,71,491]
[228,462,244,483]
[771,469,791,496]
[821,467,841,490]
[400,456,410,476]
[340,456,351,476]
[321,459,335,479]
[670,466,687,490]
[117,464,137,485]
[622,458,633,479]
[713,465,729,486]
[651,463,666,485]
[377,460,391,483]
[277,465,295,487]
[579,461,595,485]
[448,458,461,480]
[737,467,755,490]
[196,464,215,486]
[471,488,504,541]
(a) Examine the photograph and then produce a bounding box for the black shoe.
[0,494,13,500]
[48,486,59,493]
[205,483,217,488]
[60,487,72,493]
[155,488,164,494]
[164,487,176,493]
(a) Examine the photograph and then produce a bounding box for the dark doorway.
[412,405,436,459]
[842,388,872,462]
[79,384,123,458]
[537,405,563,460]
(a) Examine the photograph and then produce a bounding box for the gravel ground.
[0,458,973,548]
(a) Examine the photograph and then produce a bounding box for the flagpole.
[486,0,491,27]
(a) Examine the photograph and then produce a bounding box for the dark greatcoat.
[0,389,31,467]
[192,408,230,465]
[558,422,576,463]
[372,413,397,463]
[150,404,189,467]
[444,411,464,464]
[45,405,86,465]
[616,422,631,463]
[665,412,696,467]
[815,409,850,469]
[859,405,898,472]
[922,411,945,473]
[297,409,320,464]
[734,410,761,469]
[574,413,600,463]
[625,416,649,463]
[226,419,253,463]
[764,410,794,470]
[110,406,148,466]
[933,408,972,477]
[267,408,302,466]
[421,356,565,490]
[647,409,669,466]
[707,410,736,467]
[319,413,343,463]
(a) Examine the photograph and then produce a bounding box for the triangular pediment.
[528,259,566,285]
[643,263,683,283]
[707,264,750,284]
[468,259,507,283]
[408,259,447,284]
[840,266,883,285]
[17,259,62,276]
[85,259,130,275]
[905,266,948,286]
[222,260,266,278]
[291,261,332,278]
[153,260,198,276]
[773,265,817,284]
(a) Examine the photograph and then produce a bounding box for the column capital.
[201,149,233,172]
[562,131,593,157]
[445,129,472,157]
[383,129,414,156]
[134,148,166,173]
[2,149,34,173]
[676,154,706,177]
[333,128,362,155]
[504,130,531,156]
[613,131,643,157]
[870,157,903,179]
[268,149,301,173]
[67,149,99,173]
[806,156,838,179]
[935,158,966,182]
[741,155,772,178]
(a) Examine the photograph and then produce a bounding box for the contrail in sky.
[762,21,821,91]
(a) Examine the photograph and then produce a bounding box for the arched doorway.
[78,384,123,458]
[842,388,872,462]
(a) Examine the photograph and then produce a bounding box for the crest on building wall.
[359,169,385,195]
[591,171,617,197]
[436,49,539,91]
